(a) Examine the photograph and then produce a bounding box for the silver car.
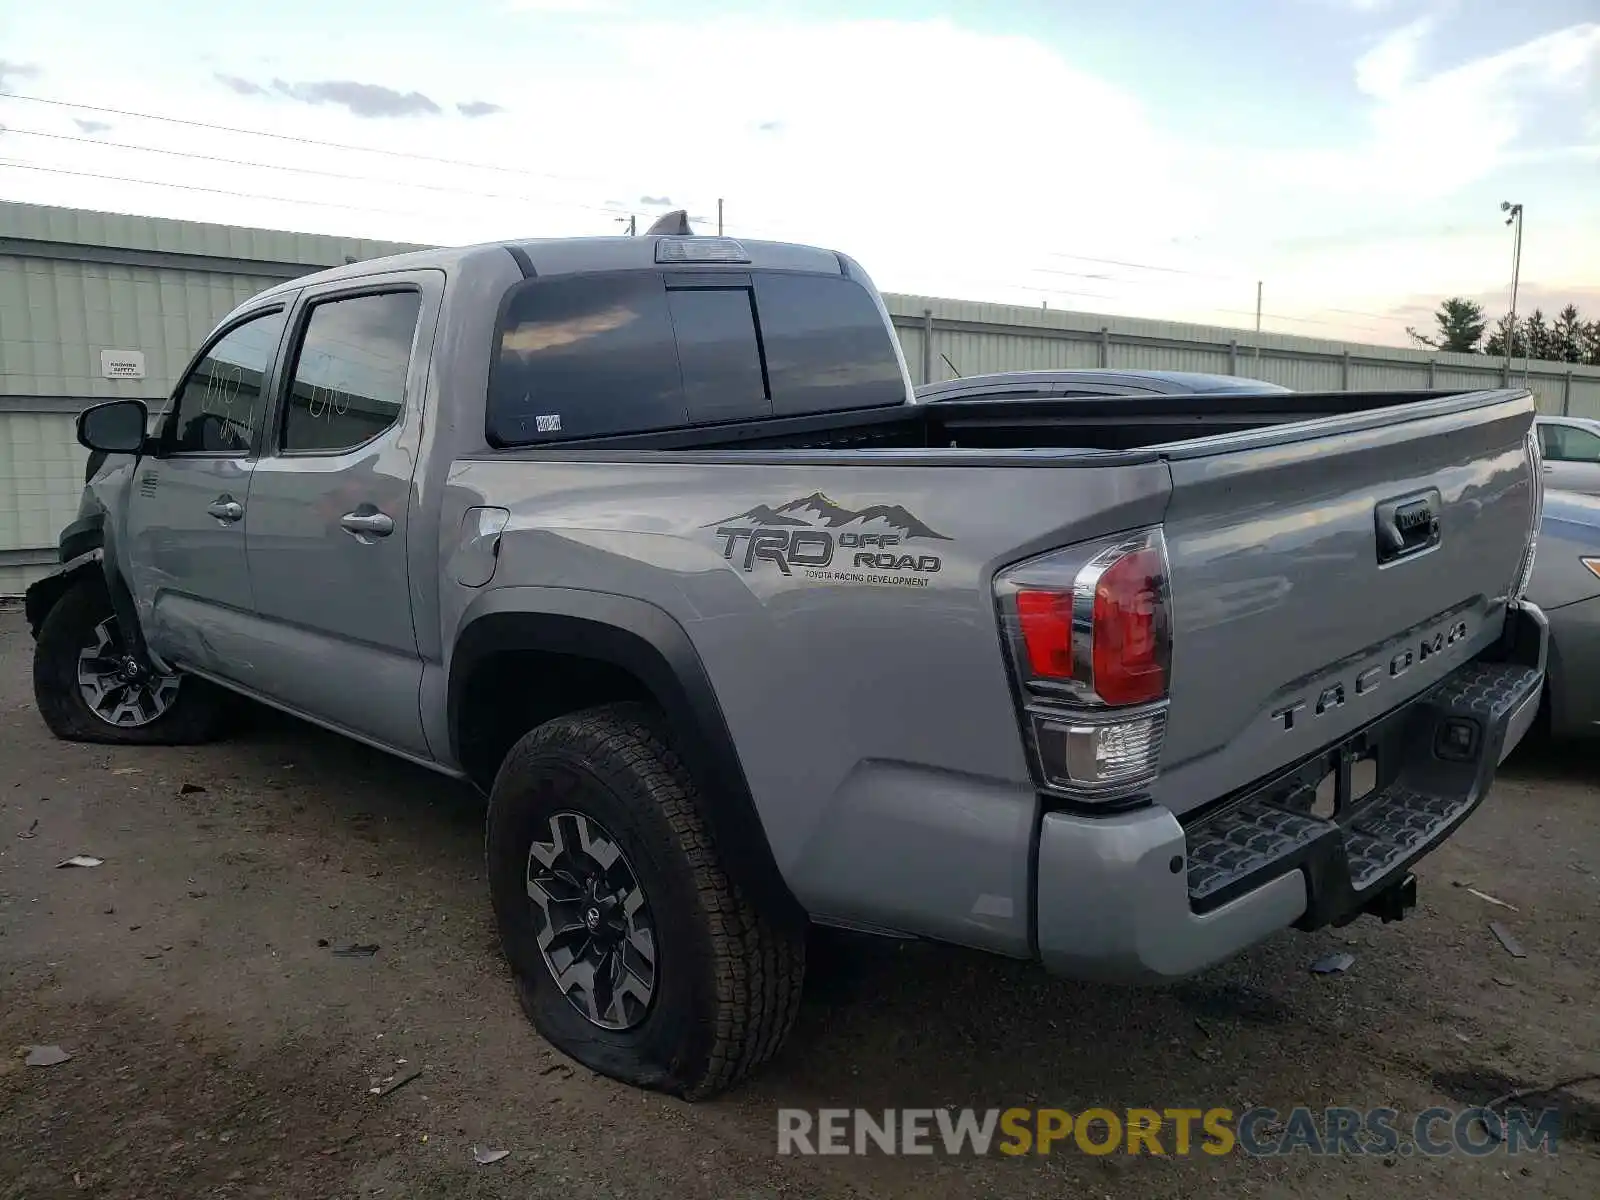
[1536,416,1600,497]
[1528,489,1600,738]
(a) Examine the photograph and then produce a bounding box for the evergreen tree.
[1406,297,1487,352]
[1551,305,1585,364]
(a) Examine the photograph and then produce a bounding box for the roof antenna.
[644,209,692,236]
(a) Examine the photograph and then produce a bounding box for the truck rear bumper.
[1035,605,1546,983]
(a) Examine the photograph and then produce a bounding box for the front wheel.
[486,703,804,1099]
[32,579,226,745]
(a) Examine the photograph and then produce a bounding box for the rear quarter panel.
[442,454,1171,946]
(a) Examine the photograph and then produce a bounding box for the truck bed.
[474,388,1521,458]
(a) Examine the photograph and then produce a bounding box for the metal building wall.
[0,201,420,595]
[885,294,1600,416]
[5,201,1600,596]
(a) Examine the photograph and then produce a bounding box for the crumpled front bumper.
[1034,603,1546,983]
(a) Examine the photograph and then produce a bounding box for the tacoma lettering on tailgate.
[1271,618,1471,732]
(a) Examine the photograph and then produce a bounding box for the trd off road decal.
[707,492,950,588]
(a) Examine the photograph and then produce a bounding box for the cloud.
[215,73,269,96]
[596,15,1174,263]
[273,79,442,117]
[1229,19,1600,229]
[639,194,672,205]
[215,72,442,117]
[0,59,40,89]
[1354,18,1431,99]
[73,118,112,134]
[1358,23,1600,186]
[457,100,505,117]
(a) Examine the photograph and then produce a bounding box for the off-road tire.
[32,578,227,745]
[486,702,804,1099]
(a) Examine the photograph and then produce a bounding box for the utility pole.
[1500,201,1523,382]
[1254,281,1263,366]
[717,198,724,236]
[616,214,636,236]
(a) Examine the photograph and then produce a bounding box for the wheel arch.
[448,589,803,921]
[23,549,107,639]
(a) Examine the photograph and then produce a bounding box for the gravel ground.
[1,606,1597,1199]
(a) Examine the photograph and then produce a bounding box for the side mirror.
[77,399,150,455]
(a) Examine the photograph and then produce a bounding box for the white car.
[1536,416,1600,497]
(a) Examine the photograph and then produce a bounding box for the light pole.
[1500,201,1523,382]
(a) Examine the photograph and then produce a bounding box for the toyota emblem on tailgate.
[1375,488,1442,565]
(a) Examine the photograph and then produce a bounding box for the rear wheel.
[486,703,804,1098]
[32,579,226,745]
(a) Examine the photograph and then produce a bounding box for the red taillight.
[1011,540,1169,706]
[1016,589,1075,678]
[998,527,1171,803]
[1091,547,1166,705]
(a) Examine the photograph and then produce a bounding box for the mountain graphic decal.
[709,491,951,541]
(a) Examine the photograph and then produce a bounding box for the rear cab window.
[486,265,906,446]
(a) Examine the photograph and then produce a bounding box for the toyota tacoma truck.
[26,228,1547,1099]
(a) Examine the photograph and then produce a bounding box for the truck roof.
[249,233,853,304]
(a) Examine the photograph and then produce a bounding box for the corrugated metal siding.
[1,257,273,402]
[2,200,418,267]
[0,412,84,589]
[1116,342,1231,375]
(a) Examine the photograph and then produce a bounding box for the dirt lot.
[1,607,1597,1199]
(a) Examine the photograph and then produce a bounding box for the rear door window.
[279,290,421,454]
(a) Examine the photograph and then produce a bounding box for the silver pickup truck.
[26,230,1547,1099]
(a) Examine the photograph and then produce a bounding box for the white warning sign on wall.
[100,349,147,379]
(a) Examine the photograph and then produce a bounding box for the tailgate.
[1151,390,1537,816]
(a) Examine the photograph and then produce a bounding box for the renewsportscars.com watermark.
[776,1106,1563,1158]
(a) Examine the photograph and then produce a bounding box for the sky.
[1,0,1597,346]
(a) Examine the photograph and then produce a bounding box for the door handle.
[207,497,244,523]
[340,508,395,542]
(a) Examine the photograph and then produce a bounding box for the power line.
[1043,250,1245,280]
[1041,254,1421,327]
[0,125,633,219]
[0,90,646,192]
[925,267,1402,337]
[1209,307,1396,335]
[1026,266,1408,333]
[0,159,505,223]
